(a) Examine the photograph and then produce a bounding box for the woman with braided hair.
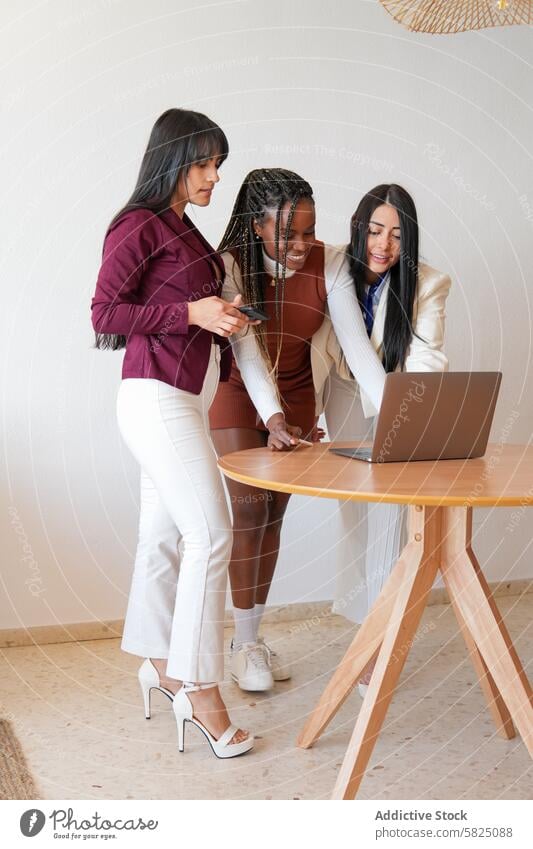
[209,168,388,692]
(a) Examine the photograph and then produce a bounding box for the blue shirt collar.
[367,270,390,300]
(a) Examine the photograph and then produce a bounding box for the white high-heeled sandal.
[138,658,179,719]
[172,682,254,759]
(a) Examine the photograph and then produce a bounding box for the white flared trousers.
[323,370,405,624]
[116,343,232,682]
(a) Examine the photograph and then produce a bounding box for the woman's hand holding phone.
[188,294,260,337]
[237,304,270,322]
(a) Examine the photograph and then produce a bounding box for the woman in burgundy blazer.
[91,108,260,758]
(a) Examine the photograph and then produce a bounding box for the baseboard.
[0,619,124,649]
[1,578,531,649]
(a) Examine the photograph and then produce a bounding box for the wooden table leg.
[441,507,515,739]
[332,505,442,799]
[440,507,533,755]
[446,590,515,739]
[297,550,406,748]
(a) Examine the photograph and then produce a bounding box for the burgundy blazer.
[91,207,232,392]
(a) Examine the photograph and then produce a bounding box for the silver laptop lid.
[370,371,502,462]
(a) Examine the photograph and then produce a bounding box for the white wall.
[2,0,532,630]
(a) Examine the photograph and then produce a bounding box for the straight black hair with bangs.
[95,107,229,350]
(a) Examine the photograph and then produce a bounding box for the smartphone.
[238,305,270,321]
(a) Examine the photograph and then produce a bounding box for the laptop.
[328,371,502,463]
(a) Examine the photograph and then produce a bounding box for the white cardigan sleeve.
[220,252,283,426]
[404,266,451,373]
[324,245,386,416]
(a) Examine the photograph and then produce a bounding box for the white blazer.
[312,260,452,417]
[221,245,388,425]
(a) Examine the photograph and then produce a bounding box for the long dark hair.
[218,167,314,373]
[94,108,229,351]
[347,183,419,373]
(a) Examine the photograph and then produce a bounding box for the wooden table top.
[218,442,533,507]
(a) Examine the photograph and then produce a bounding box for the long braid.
[269,196,298,375]
[218,168,313,379]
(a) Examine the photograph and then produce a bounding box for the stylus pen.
[297,438,314,446]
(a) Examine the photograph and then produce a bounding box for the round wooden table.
[219,442,533,799]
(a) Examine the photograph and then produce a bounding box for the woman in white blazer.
[317,184,451,695]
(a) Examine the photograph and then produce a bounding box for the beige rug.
[0,719,39,799]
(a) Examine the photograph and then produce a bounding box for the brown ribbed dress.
[208,242,327,437]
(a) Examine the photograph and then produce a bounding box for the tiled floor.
[1,596,532,800]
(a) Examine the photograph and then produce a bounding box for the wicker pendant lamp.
[379,0,533,34]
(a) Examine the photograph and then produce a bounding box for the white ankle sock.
[232,607,256,647]
[252,603,266,642]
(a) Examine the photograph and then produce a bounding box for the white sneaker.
[230,640,274,692]
[257,637,292,681]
